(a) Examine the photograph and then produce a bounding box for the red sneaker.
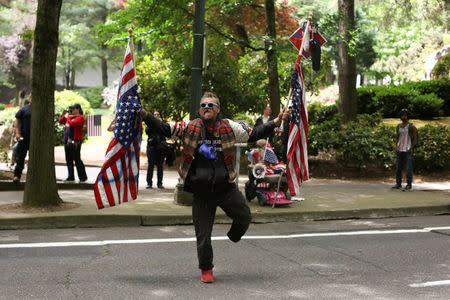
[201,269,214,283]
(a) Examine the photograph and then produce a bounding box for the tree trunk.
[101,44,108,86]
[23,0,63,207]
[337,0,357,122]
[264,0,281,116]
[70,67,75,89]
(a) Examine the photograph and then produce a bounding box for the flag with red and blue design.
[289,23,327,59]
[263,139,278,164]
[286,55,309,196]
[94,39,142,209]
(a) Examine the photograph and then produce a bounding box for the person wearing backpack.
[393,109,417,191]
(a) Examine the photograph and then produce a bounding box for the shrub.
[414,125,450,171]
[76,86,105,109]
[432,54,450,79]
[309,113,395,169]
[357,79,450,118]
[0,107,19,126]
[308,103,338,125]
[307,102,322,124]
[408,93,444,119]
[356,85,385,114]
[403,78,450,116]
[374,85,416,118]
[308,114,342,156]
[0,103,6,111]
[54,90,92,145]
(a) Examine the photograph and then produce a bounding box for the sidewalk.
[0,164,448,229]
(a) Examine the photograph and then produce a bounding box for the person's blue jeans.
[396,151,413,187]
[146,145,164,187]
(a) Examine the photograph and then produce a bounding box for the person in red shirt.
[58,103,87,182]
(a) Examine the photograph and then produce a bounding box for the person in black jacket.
[254,104,274,143]
[145,110,166,189]
[280,114,291,164]
[141,91,290,283]
[13,97,31,183]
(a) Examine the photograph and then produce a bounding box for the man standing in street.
[13,96,31,183]
[393,109,417,191]
[142,91,289,283]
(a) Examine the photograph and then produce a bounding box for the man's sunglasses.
[200,102,219,108]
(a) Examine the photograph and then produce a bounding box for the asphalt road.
[1,216,449,299]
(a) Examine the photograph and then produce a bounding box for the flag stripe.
[86,115,102,136]
[286,55,309,196]
[94,39,142,209]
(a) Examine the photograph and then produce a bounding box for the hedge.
[308,113,449,172]
[76,86,105,109]
[357,79,449,118]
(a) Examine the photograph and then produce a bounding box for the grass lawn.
[92,108,111,115]
[382,116,450,128]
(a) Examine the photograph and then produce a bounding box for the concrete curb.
[0,205,448,230]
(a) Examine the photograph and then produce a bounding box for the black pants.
[14,139,29,178]
[64,142,87,181]
[146,145,164,186]
[192,183,252,270]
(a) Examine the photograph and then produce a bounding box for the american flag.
[94,40,142,209]
[286,55,309,196]
[263,139,278,164]
[86,115,102,136]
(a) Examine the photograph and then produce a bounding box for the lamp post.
[190,0,206,120]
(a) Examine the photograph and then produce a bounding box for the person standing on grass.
[59,103,87,183]
[141,91,290,283]
[392,109,417,191]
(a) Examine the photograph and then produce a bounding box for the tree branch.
[177,4,264,52]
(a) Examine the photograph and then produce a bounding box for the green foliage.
[54,90,92,145]
[136,51,189,121]
[0,103,6,111]
[356,85,385,114]
[373,85,415,118]
[414,125,450,170]
[403,78,450,116]
[308,102,338,125]
[357,79,449,118]
[0,107,19,126]
[432,54,450,79]
[408,93,443,119]
[309,113,395,169]
[308,114,343,156]
[309,111,449,171]
[76,86,105,109]
[320,8,377,74]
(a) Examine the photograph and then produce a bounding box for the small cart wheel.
[257,193,267,206]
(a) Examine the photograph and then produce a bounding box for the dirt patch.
[0,202,80,214]
[0,170,13,180]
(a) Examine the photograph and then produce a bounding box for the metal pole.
[190,0,206,120]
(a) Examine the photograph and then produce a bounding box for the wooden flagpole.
[128,28,135,62]
[283,13,313,111]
